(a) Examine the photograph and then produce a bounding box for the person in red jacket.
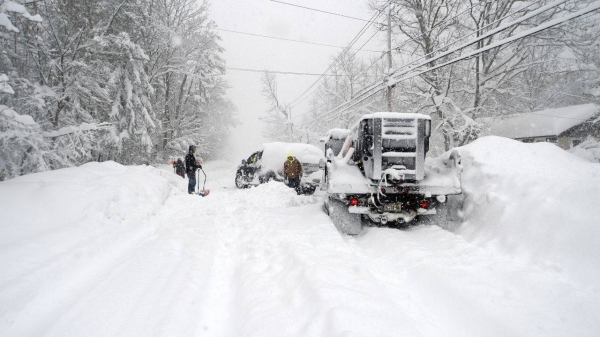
[173,158,186,178]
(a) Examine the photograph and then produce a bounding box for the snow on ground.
[449,136,600,291]
[1,146,599,336]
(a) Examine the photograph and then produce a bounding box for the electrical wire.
[294,0,507,124]
[291,52,389,121]
[388,2,600,87]
[348,0,551,108]
[269,0,371,22]
[226,67,374,76]
[288,0,393,108]
[297,1,599,128]
[213,27,382,53]
[388,0,561,81]
[292,52,389,121]
[338,0,569,113]
[289,28,384,109]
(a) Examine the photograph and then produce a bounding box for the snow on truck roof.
[359,112,432,121]
[349,112,431,131]
[260,142,323,173]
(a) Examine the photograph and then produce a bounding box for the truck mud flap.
[329,198,362,235]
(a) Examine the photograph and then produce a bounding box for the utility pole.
[386,4,394,112]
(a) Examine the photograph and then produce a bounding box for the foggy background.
[209,0,384,160]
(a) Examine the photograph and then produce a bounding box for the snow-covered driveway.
[1,159,599,336]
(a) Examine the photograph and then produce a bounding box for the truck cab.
[322,112,462,235]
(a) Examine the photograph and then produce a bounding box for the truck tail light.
[420,200,430,209]
[349,197,360,206]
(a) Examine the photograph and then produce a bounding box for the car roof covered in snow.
[482,104,600,139]
[260,142,323,172]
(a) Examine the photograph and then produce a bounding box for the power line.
[290,28,385,109]
[295,1,497,123]
[388,0,562,82]
[292,53,389,121]
[292,52,386,125]
[345,0,569,111]
[289,0,393,107]
[283,0,566,128]
[347,0,550,108]
[269,0,371,22]
[297,1,599,128]
[213,27,382,53]
[226,67,375,76]
[388,2,600,88]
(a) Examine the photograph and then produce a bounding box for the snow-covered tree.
[260,71,298,142]
[0,0,236,178]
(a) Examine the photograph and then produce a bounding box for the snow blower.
[196,168,210,197]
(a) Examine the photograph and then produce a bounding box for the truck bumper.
[348,206,436,224]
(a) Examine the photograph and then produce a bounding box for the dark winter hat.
[189,145,196,152]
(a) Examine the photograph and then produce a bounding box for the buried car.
[235,142,324,195]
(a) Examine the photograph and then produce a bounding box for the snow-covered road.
[1,156,599,336]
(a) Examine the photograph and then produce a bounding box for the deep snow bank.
[0,161,179,331]
[454,136,600,289]
[0,161,176,245]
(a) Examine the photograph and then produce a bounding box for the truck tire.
[328,197,362,235]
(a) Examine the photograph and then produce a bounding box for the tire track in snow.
[199,184,423,336]
[40,194,221,336]
[4,162,599,336]
[2,221,161,336]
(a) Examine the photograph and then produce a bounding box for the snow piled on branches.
[569,138,600,163]
[0,0,41,32]
[0,0,237,179]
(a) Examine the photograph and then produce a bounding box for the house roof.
[483,104,600,139]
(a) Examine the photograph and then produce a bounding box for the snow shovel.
[196,168,211,197]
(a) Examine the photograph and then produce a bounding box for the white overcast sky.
[209,0,386,160]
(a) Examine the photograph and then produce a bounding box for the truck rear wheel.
[328,197,362,235]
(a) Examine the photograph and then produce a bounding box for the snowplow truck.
[321,112,462,235]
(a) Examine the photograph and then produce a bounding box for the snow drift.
[451,136,600,289]
[0,155,599,336]
[0,162,179,335]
